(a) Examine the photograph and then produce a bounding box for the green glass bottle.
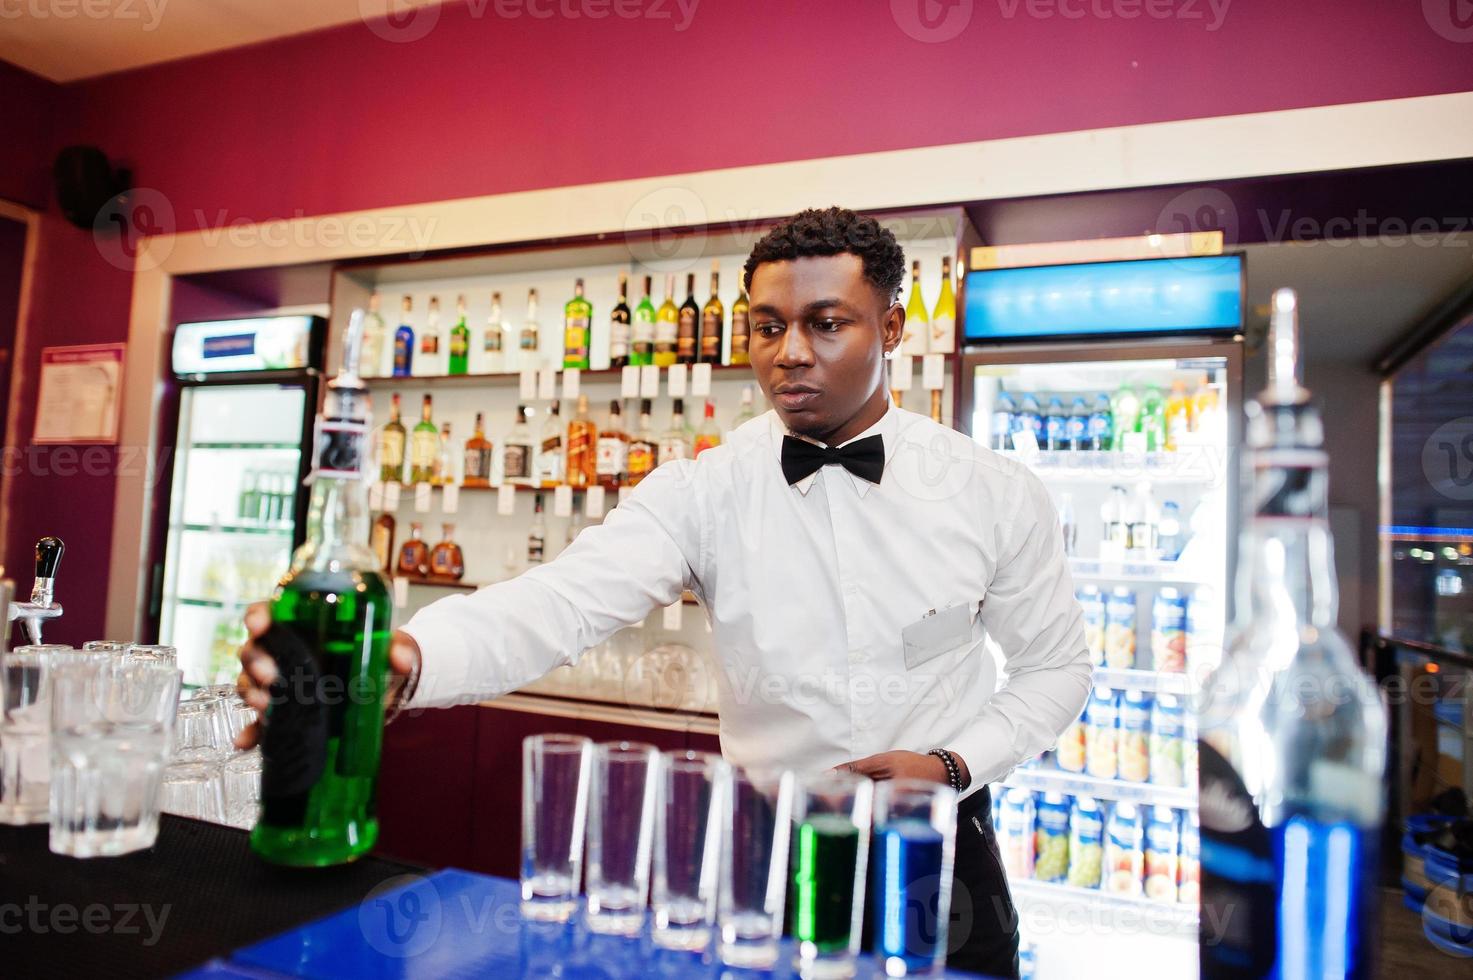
[448,294,470,375]
[630,275,656,367]
[251,310,392,867]
[563,278,592,370]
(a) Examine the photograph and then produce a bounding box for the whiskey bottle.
[528,494,547,565]
[370,512,395,574]
[566,394,597,489]
[627,399,657,486]
[596,399,629,489]
[483,291,508,374]
[408,395,438,485]
[463,411,493,488]
[520,288,541,372]
[397,521,429,577]
[429,523,465,581]
[503,405,535,486]
[537,401,566,488]
[359,293,386,378]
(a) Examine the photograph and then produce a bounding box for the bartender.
[238,206,1091,978]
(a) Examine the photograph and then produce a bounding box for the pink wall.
[4,0,1473,639]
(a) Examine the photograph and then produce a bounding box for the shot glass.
[172,694,231,764]
[160,761,226,821]
[717,767,795,968]
[49,659,183,857]
[222,749,262,829]
[1,648,53,825]
[123,644,178,667]
[652,749,728,950]
[791,769,874,979]
[82,641,129,655]
[871,779,959,977]
[521,733,592,922]
[584,741,659,935]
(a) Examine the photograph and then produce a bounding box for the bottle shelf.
[1007,879,1198,932]
[398,577,701,607]
[178,522,294,537]
[174,596,241,609]
[1000,449,1225,487]
[1068,557,1215,587]
[1091,667,1194,696]
[187,441,302,451]
[1001,767,1197,810]
[363,364,755,389]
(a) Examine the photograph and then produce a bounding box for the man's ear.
[882,303,905,356]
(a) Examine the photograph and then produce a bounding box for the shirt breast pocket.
[900,600,979,670]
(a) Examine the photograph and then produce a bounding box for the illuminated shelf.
[1091,667,1195,696]
[1001,767,1197,810]
[1069,557,1216,586]
[178,522,293,536]
[999,449,1225,487]
[187,441,301,451]
[363,364,755,388]
[1008,879,1198,932]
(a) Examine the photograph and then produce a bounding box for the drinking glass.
[82,641,129,655]
[222,749,262,829]
[172,694,230,763]
[159,761,226,821]
[123,644,177,667]
[585,741,658,935]
[717,767,795,968]
[871,779,959,977]
[49,659,183,857]
[791,770,874,979]
[521,733,592,922]
[652,749,728,950]
[1,649,52,825]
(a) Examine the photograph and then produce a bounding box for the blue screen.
[963,255,1242,341]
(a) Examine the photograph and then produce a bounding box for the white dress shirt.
[402,401,1092,791]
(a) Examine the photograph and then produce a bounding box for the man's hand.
[234,601,423,750]
[836,749,970,788]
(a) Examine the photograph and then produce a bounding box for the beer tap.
[7,537,64,645]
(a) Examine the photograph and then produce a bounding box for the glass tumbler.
[790,769,874,979]
[871,778,958,976]
[521,733,592,922]
[584,741,659,935]
[652,749,728,950]
[1,648,54,824]
[717,767,795,968]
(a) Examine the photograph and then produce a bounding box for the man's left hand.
[836,750,969,787]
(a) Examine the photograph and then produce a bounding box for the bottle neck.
[1233,448,1338,638]
[304,473,371,554]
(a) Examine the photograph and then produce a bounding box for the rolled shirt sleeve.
[949,467,1093,787]
[400,461,704,709]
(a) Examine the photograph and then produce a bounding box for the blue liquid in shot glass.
[876,818,947,971]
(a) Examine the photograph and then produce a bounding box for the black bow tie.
[781,434,885,486]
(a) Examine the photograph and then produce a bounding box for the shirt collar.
[769,400,902,498]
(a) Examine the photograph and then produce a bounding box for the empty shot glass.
[791,769,874,979]
[49,659,183,857]
[584,741,659,935]
[172,694,231,764]
[1,648,54,825]
[82,641,129,655]
[123,644,178,667]
[872,779,959,976]
[652,749,728,950]
[521,733,592,922]
[717,767,795,968]
[160,761,226,822]
[222,749,262,829]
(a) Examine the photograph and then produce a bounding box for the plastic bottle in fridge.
[999,788,1037,878]
[991,392,1015,451]
[1017,393,1043,444]
[1066,396,1089,451]
[1165,380,1191,450]
[1140,385,1167,452]
[1088,392,1114,452]
[1110,384,1140,451]
[1044,396,1068,451]
[1033,792,1071,883]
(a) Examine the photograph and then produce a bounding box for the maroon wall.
[0,59,67,208]
[3,1,1473,637]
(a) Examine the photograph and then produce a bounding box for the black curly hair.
[743,207,907,305]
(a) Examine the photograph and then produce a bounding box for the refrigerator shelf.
[1068,557,1214,586]
[174,596,247,609]
[1000,449,1225,487]
[1008,879,1198,932]
[1001,767,1197,810]
[187,441,302,451]
[177,521,294,536]
[1091,667,1195,695]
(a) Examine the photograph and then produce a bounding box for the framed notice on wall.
[32,343,125,444]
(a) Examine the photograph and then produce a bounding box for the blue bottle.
[392,296,415,377]
[1043,396,1068,451]
[1017,394,1043,444]
[991,393,1015,451]
[1066,396,1089,451]
[1087,393,1113,451]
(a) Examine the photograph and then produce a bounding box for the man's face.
[747,254,902,442]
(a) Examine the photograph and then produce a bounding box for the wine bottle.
[563,278,592,371]
[930,256,956,354]
[449,294,470,375]
[901,260,928,356]
[700,261,724,365]
[483,291,508,374]
[654,275,679,367]
[419,296,443,375]
[409,395,437,485]
[609,273,632,369]
[677,273,699,364]
[251,310,391,867]
[392,296,414,377]
[521,288,541,372]
[631,275,656,367]
[359,293,386,378]
[730,279,751,367]
[378,392,405,485]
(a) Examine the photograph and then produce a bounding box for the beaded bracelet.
[928,748,964,793]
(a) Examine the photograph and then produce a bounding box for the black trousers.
[859,786,1021,978]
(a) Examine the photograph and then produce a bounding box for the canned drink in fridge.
[999,788,1036,879]
[1150,587,1188,673]
[1118,690,1151,783]
[1078,585,1106,667]
[1104,587,1137,669]
[1144,805,1180,902]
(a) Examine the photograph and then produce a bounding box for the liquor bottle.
[631,275,656,367]
[503,405,534,487]
[409,395,438,485]
[596,399,629,489]
[566,394,597,489]
[930,256,956,354]
[528,494,547,565]
[563,278,592,371]
[463,412,493,488]
[565,497,585,547]
[677,273,699,364]
[429,523,465,581]
[693,400,721,456]
[435,421,454,485]
[654,274,679,367]
[658,398,691,465]
[251,310,391,866]
[483,291,508,374]
[521,288,541,371]
[730,385,757,434]
[359,293,386,378]
[729,279,751,366]
[419,296,443,375]
[537,401,566,488]
[1198,289,1387,980]
[378,392,406,484]
[370,512,395,573]
[626,399,657,486]
[699,262,724,364]
[449,295,470,375]
[392,296,414,377]
[397,521,429,577]
[609,273,632,369]
[901,260,929,356]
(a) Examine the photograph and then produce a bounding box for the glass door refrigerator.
[153,316,325,686]
[954,255,1244,980]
